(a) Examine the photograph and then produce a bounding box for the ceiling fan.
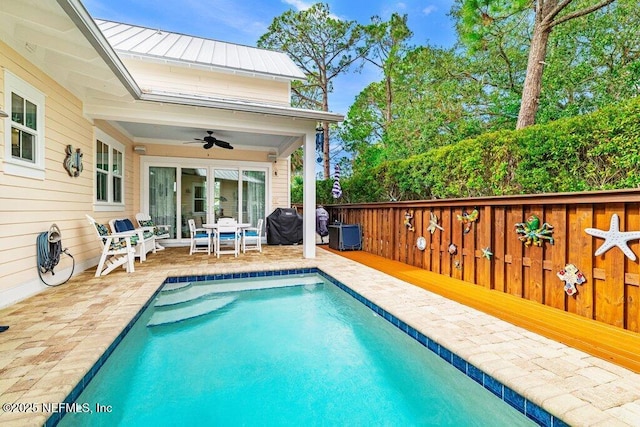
[185,131,233,150]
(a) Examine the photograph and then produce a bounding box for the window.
[3,71,45,179]
[193,184,206,213]
[95,129,125,210]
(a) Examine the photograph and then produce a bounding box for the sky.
[83,0,458,116]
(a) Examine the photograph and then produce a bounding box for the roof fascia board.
[56,0,142,98]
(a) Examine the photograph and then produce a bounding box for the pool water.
[60,275,535,426]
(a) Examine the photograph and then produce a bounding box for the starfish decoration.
[481,247,493,260]
[584,214,640,261]
[427,212,444,234]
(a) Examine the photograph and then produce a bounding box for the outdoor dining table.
[202,222,252,231]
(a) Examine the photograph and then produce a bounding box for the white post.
[302,129,316,258]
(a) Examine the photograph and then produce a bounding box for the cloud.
[282,0,314,10]
[423,5,437,16]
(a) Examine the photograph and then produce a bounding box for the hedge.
[323,96,640,202]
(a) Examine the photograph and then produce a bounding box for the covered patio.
[1,246,639,426]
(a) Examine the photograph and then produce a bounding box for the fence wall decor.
[316,189,640,333]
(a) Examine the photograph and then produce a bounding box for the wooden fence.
[323,189,640,333]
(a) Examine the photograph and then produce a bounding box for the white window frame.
[94,128,125,212]
[3,70,46,180]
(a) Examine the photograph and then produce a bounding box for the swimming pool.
[56,270,541,426]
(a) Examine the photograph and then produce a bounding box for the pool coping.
[48,267,561,427]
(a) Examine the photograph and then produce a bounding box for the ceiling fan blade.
[214,139,233,149]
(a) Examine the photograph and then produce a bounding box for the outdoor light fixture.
[133,145,146,154]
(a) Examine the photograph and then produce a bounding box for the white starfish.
[584,214,640,261]
[427,212,444,234]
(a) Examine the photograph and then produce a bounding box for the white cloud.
[282,0,314,10]
[423,5,437,16]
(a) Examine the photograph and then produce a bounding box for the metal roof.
[95,19,307,81]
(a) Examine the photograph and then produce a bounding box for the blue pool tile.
[526,401,553,427]
[484,375,503,398]
[452,354,467,373]
[417,333,428,347]
[552,416,570,427]
[468,363,483,384]
[439,346,453,363]
[427,339,439,354]
[504,386,525,412]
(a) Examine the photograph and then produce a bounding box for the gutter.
[56,0,343,123]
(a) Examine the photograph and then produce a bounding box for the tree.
[457,0,616,129]
[360,13,413,126]
[258,3,364,178]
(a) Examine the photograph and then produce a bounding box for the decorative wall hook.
[63,145,83,177]
[448,243,458,255]
[457,208,479,234]
[557,264,586,296]
[404,210,415,232]
[515,215,554,247]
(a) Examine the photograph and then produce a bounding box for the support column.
[303,129,316,258]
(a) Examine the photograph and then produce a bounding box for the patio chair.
[242,218,263,253]
[108,218,156,263]
[188,219,211,255]
[86,215,135,277]
[213,218,240,258]
[135,213,171,250]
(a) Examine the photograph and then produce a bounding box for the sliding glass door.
[181,168,208,238]
[143,161,269,243]
[242,170,266,228]
[148,167,177,238]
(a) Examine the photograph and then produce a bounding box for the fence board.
[627,204,640,332]
[441,209,452,277]
[452,207,463,280]
[413,209,423,268]
[494,207,506,292]
[526,205,545,303]
[477,206,493,290]
[506,206,524,297]
[547,205,568,310]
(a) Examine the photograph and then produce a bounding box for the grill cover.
[266,208,303,245]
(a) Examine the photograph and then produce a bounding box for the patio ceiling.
[0,0,343,156]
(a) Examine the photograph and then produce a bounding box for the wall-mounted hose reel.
[37,224,74,286]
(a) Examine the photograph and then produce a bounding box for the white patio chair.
[213,218,240,258]
[135,212,171,250]
[242,218,263,253]
[188,218,211,255]
[86,215,135,277]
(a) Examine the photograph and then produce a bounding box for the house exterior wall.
[122,59,291,106]
[1,40,104,305]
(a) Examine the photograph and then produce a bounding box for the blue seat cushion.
[114,219,135,232]
[219,233,237,240]
[244,231,259,237]
[195,233,209,238]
